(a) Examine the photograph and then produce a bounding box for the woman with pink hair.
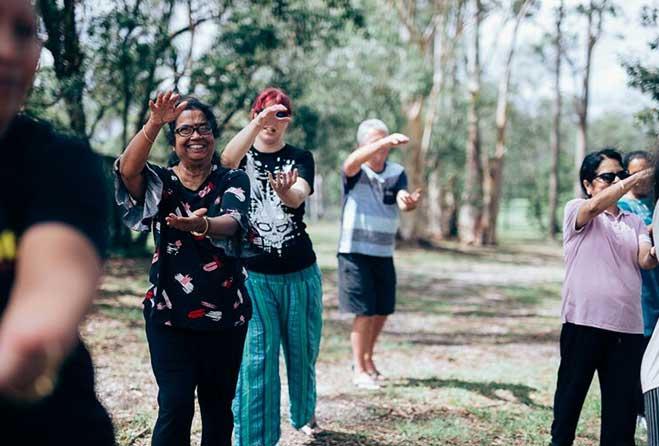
[222,87,323,445]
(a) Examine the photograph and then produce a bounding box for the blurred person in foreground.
[337,119,421,390]
[0,0,114,444]
[551,148,656,446]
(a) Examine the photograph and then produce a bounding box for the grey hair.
[356,119,389,146]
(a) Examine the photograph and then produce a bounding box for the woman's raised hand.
[255,104,292,128]
[148,91,188,126]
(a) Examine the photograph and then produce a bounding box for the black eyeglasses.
[174,124,212,137]
[594,170,630,184]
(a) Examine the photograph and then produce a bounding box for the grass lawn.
[85,221,647,445]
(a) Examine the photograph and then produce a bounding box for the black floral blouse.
[115,161,252,331]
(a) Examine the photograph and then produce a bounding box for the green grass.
[90,220,647,446]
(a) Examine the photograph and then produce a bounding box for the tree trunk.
[309,173,324,221]
[38,0,87,138]
[400,97,427,240]
[548,1,564,239]
[574,1,598,196]
[481,0,531,246]
[427,168,442,238]
[458,0,483,245]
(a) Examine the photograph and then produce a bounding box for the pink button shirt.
[561,198,651,334]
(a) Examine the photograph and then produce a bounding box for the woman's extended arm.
[119,92,188,201]
[576,169,654,230]
[221,104,291,169]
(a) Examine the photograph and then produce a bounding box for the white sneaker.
[638,415,648,431]
[299,415,320,437]
[353,371,381,390]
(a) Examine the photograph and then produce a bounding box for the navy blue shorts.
[338,253,396,316]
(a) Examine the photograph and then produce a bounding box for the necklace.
[173,164,212,190]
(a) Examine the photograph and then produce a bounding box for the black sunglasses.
[174,123,212,137]
[594,170,630,184]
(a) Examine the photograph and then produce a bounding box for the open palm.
[149,91,188,125]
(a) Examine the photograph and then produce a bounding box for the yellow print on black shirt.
[0,230,17,263]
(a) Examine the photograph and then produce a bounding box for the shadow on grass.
[396,240,562,267]
[400,377,549,410]
[92,302,143,327]
[307,430,395,446]
[391,329,559,346]
[321,319,559,347]
[395,282,561,317]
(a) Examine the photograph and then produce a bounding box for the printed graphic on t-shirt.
[0,229,16,268]
[244,152,298,255]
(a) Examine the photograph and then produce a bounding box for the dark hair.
[579,147,623,197]
[623,150,652,169]
[166,96,220,146]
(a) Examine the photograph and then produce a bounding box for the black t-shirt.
[238,145,317,274]
[115,162,253,331]
[0,115,108,315]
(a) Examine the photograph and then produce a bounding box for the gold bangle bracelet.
[142,126,155,144]
[191,216,210,237]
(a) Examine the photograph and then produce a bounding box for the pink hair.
[251,87,292,116]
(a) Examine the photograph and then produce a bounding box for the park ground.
[84,222,648,446]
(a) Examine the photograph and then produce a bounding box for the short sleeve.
[638,216,652,246]
[343,170,362,194]
[394,170,408,194]
[27,136,109,258]
[113,158,166,232]
[295,150,315,195]
[563,198,587,241]
[208,169,255,257]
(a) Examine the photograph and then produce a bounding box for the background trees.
[29,0,657,251]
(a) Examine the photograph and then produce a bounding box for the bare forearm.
[119,119,162,201]
[0,225,101,356]
[277,188,307,209]
[221,120,261,168]
[120,119,161,178]
[343,140,387,177]
[578,176,643,227]
[640,245,658,270]
[207,215,240,238]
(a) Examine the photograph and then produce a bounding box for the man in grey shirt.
[338,119,422,389]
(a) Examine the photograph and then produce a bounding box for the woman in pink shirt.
[551,148,657,446]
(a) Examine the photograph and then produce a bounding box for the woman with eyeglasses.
[116,92,252,445]
[221,87,323,445]
[550,148,657,446]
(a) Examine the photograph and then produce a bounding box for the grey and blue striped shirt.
[338,162,407,257]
